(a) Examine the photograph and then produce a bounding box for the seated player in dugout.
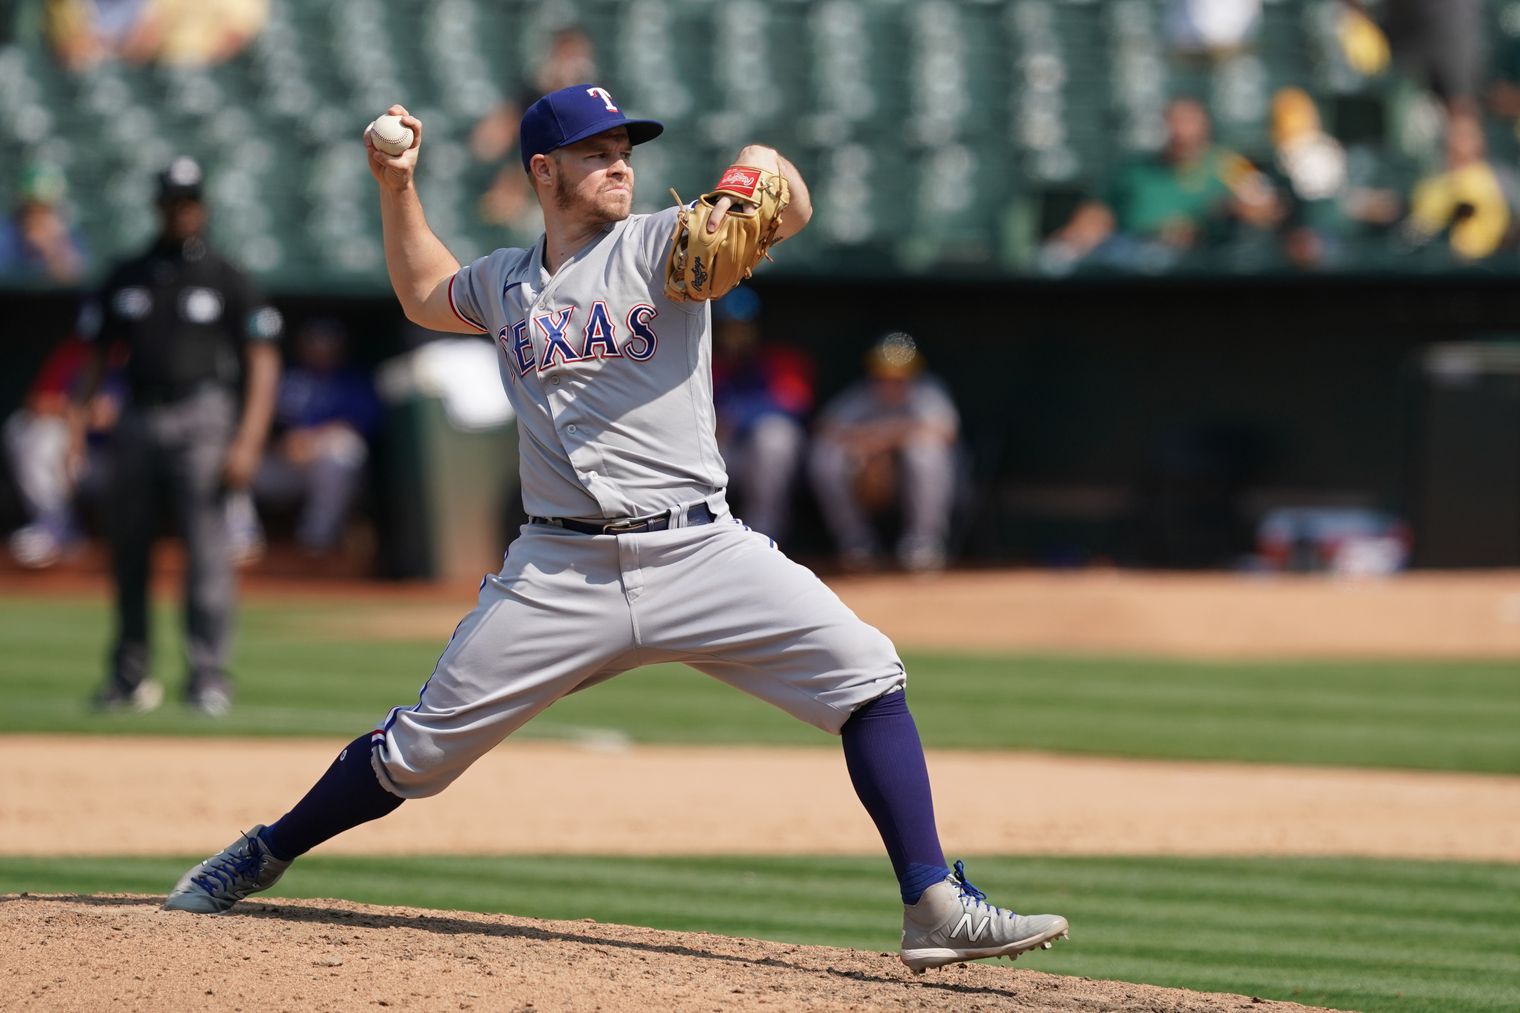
[249,318,383,561]
[163,84,1069,973]
[809,332,960,574]
[711,287,815,547]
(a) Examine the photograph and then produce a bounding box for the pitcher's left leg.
[634,522,924,887]
[639,519,1067,970]
[641,519,904,731]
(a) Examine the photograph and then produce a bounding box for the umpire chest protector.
[95,237,265,404]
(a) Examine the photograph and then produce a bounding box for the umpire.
[70,156,282,716]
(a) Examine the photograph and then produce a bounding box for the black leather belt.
[530,502,716,535]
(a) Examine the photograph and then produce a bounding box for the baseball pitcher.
[162,84,1068,973]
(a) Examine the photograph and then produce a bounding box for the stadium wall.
[5,275,1518,569]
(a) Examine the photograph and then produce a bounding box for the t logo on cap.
[519,83,665,171]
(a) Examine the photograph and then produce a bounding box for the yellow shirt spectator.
[1409,162,1511,261]
[148,0,268,66]
[1407,111,1515,262]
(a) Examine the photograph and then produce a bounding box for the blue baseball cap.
[520,84,664,171]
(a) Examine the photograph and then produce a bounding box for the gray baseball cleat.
[186,682,233,718]
[900,860,1069,973]
[163,825,291,913]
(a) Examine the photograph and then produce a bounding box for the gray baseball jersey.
[371,205,905,798]
[446,207,725,520]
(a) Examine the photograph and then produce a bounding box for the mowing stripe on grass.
[2,597,1517,772]
[2,854,1515,1013]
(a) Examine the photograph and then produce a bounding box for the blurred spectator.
[1486,18,1520,127]
[1165,0,1260,58]
[711,289,814,545]
[4,337,124,568]
[1340,0,1486,116]
[1268,88,1402,269]
[1403,109,1519,261]
[808,333,959,574]
[471,26,598,163]
[70,155,281,716]
[45,0,266,70]
[0,163,88,284]
[250,318,382,558]
[44,0,156,70]
[139,0,267,67]
[473,25,599,233]
[1333,2,1391,78]
[1042,98,1279,272]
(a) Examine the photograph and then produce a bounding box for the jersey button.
[567,424,577,433]
[551,376,561,385]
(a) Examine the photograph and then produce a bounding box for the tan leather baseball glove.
[665,164,790,302]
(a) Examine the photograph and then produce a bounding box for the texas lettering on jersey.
[499,303,660,376]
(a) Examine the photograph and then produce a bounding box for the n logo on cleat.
[951,913,992,942]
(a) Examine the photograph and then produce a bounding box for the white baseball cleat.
[91,678,165,714]
[900,860,1069,973]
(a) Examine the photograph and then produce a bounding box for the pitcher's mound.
[2,894,1343,1012]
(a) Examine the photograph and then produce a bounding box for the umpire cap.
[156,156,205,201]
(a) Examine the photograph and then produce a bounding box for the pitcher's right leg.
[164,525,637,912]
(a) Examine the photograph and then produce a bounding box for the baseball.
[368,114,414,156]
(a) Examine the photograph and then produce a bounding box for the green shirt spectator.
[1107,145,1253,241]
[1041,98,1279,272]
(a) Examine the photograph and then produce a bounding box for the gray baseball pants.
[372,505,906,798]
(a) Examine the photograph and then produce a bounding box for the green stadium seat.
[2,0,1506,285]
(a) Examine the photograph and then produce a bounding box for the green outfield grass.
[2,854,1516,1013]
[2,595,1517,772]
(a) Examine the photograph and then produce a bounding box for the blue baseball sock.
[841,690,950,905]
[259,734,403,861]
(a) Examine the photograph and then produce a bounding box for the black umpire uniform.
[74,157,282,715]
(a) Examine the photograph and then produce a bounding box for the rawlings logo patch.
[716,165,761,198]
[692,256,708,292]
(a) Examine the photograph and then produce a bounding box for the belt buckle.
[601,517,651,534]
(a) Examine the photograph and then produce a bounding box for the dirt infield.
[0,895,1342,1013]
[830,569,1520,658]
[7,736,1518,861]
